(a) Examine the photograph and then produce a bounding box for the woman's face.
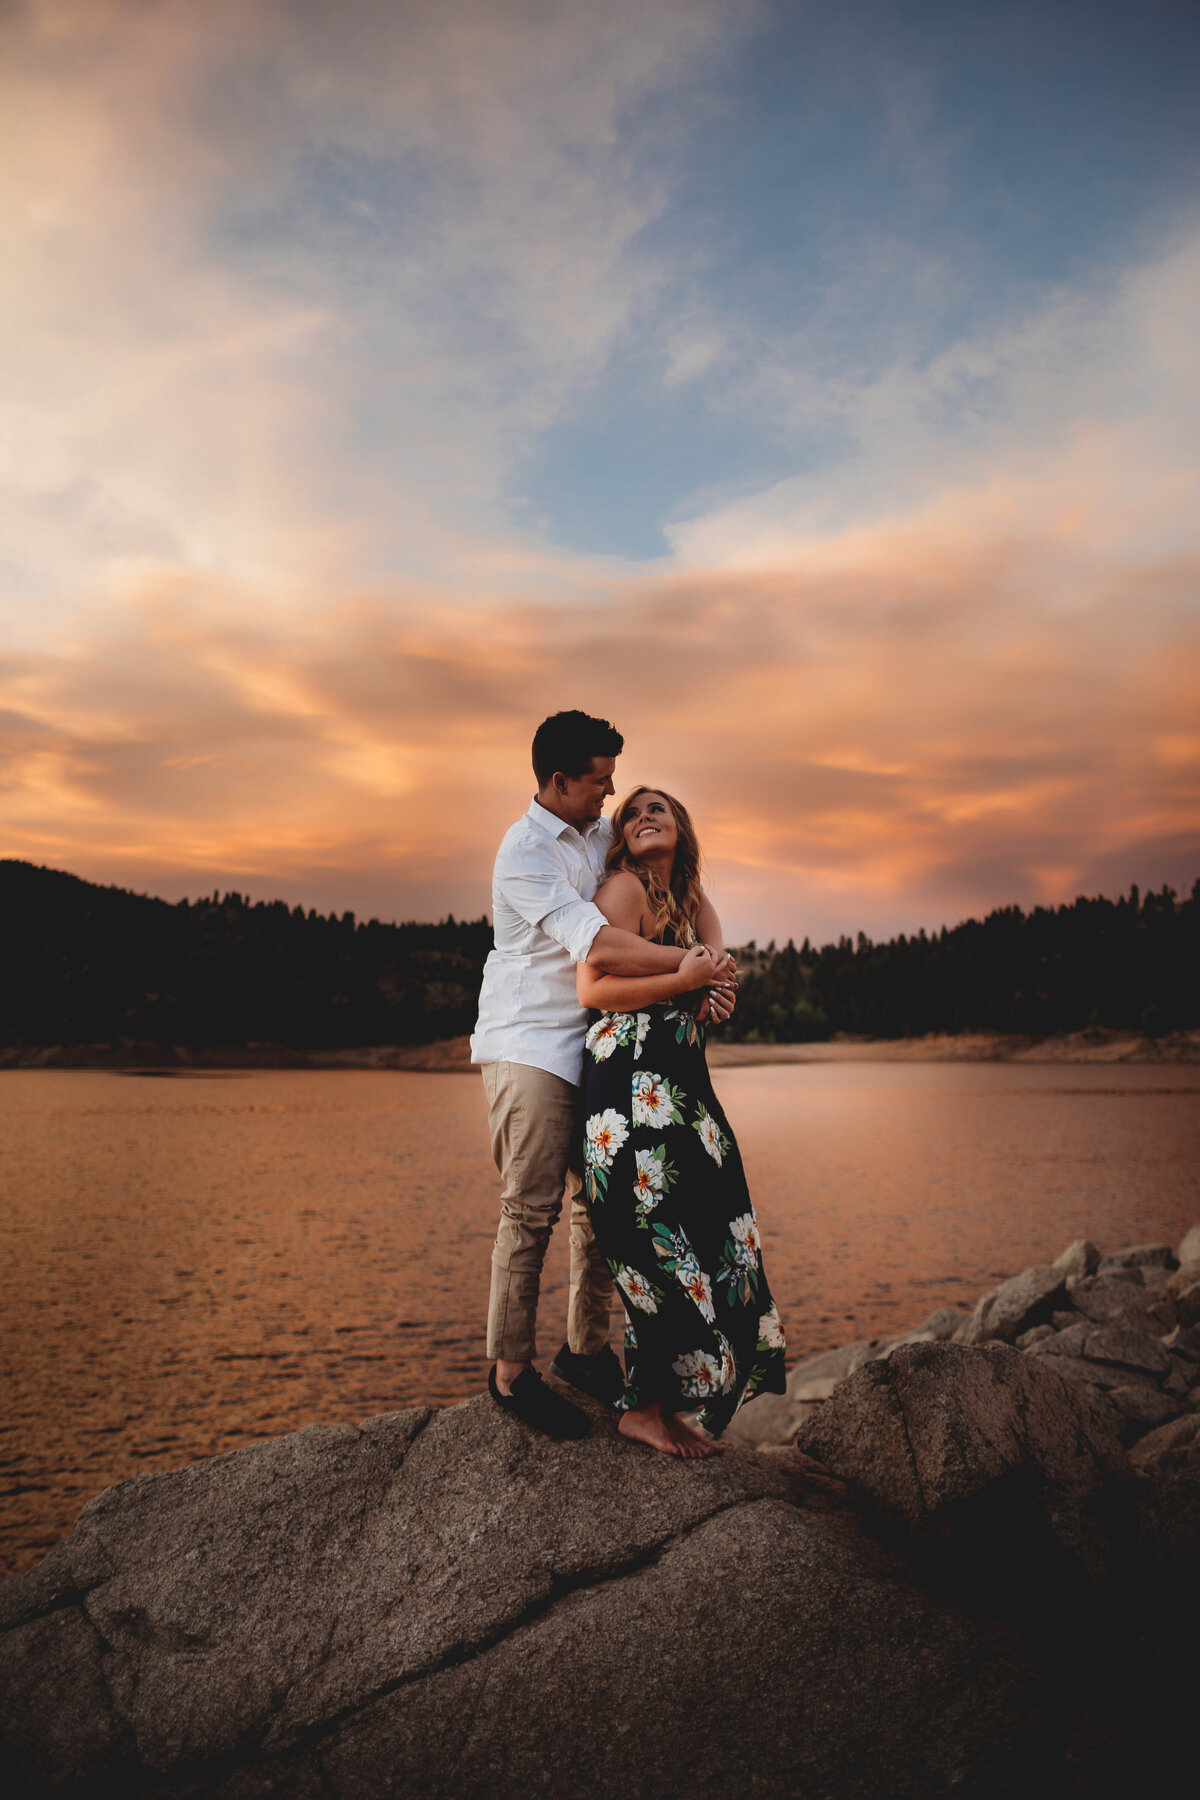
[620,791,678,860]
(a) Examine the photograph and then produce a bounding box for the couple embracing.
[470,710,786,1457]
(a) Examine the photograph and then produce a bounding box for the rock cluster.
[2,1227,1197,1799]
[727,1225,1200,1464]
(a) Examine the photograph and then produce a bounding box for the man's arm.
[578,942,718,1011]
[586,923,686,977]
[495,838,683,975]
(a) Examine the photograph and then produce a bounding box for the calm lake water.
[2,1063,1198,1572]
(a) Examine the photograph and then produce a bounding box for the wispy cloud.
[668,231,1200,563]
[0,0,741,615]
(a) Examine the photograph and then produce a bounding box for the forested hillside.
[726,881,1199,1042]
[0,861,490,1049]
[2,861,1195,1050]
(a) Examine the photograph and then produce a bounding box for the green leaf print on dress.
[631,1070,685,1129]
[663,1007,702,1048]
[584,1107,629,1202]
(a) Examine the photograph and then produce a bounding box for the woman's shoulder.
[593,869,652,927]
[597,868,644,897]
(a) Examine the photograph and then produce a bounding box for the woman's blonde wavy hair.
[605,786,704,945]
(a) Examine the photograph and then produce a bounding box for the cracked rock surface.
[3,1389,1065,1799]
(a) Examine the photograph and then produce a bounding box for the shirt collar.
[526,796,607,842]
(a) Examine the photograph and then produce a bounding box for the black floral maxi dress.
[579,969,787,1436]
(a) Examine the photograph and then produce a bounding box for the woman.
[576,786,787,1457]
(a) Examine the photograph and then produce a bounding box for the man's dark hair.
[532,710,624,786]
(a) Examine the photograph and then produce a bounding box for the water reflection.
[2,1064,1196,1572]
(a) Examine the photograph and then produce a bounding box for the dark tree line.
[727,881,1199,1042]
[3,861,1196,1051]
[1,861,491,1050]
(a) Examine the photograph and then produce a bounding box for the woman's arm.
[695,893,724,958]
[690,893,738,1025]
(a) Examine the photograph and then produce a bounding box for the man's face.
[556,756,616,827]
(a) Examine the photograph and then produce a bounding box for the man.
[471,710,734,1437]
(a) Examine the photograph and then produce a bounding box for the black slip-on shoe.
[488,1365,591,1440]
[549,1342,625,1409]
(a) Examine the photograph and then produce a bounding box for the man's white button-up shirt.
[470,799,615,1086]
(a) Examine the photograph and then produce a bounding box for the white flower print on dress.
[729,1211,761,1267]
[631,1143,676,1219]
[651,1220,715,1321]
[714,1332,737,1393]
[633,1146,664,1197]
[693,1105,729,1166]
[675,1250,703,1289]
[633,1012,651,1060]
[671,1348,724,1398]
[631,1150,661,1220]
[717,1212,761,1306]
[682,1266,716,1324]
[586,1013,633,1061]
[584,1108,629,1202]
[756,1303,786,1350]
[631,1071,684,1128]
[615,1265,661,1314]
[586,1108,629,1168]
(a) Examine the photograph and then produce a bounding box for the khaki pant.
[482,1061,614,1363]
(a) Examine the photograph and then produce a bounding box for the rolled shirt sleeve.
[541,896,607,964]
[494,850,607,963]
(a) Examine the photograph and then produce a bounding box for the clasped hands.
[678,942,738,1026]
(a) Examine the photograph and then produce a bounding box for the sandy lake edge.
[2,1027,1197,1072]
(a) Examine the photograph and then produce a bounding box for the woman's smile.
[621,792,678,857]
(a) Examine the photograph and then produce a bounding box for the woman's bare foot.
[618,1403,721,1458]
[619,1403,684,1455]
[673,1414,724,1455]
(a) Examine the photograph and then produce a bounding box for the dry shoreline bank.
[2,1026,1198,1072]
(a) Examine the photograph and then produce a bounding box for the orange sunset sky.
[2,0,1198,944]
